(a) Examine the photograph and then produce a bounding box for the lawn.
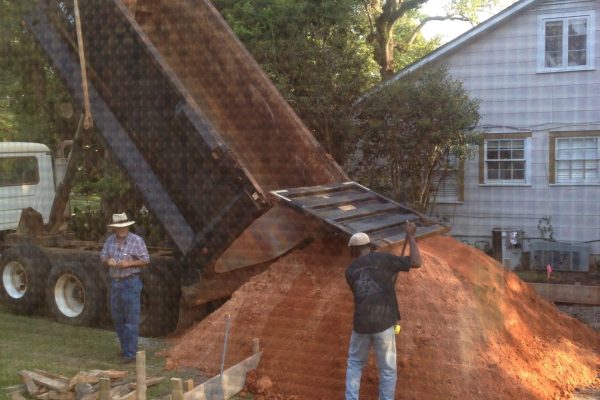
[0,308,201,399]
[69,194,101,212]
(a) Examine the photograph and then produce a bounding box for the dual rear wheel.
[0,246,180,336]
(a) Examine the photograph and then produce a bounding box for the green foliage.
[351,66,481,212]
[213,0,379,163]
[363,0,503,78]
[392,13,442,70]
[0,0,78,145]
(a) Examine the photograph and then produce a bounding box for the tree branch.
[406,14,474,47]
[362,0,376,38]
[391,0,428,23]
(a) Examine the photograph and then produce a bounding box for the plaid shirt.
[101,232,150,279]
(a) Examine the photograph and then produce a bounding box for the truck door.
[0,151,55,231]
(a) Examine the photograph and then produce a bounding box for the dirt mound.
[166,235,600,399]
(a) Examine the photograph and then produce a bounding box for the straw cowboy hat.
[108,213,135,228]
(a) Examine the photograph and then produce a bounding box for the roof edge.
[356,0,537,105]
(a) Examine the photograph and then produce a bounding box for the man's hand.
[405,221,417,237]
[107,258,117,267]
[117,259,130,268]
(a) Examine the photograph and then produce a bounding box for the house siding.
[430,0,600,254]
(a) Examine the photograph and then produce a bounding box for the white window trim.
[482,138,531,185]
[434,157,461,204]
[554,136,600,185]
[537,10,596,73]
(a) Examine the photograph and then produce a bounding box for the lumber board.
[23,371,68,393]
[183,352,261,400]
[19,370,40,396]
[116,390,136,400]
[10,392,27,400]
[47,391,75,400]
[68,372,100,390]
[33,370,69,382]
[3,384,26,393]
[130,377,165,389]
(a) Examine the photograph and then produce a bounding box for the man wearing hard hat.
[100,213,150,364]
[344,221,421,400]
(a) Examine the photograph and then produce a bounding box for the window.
[0,157,39,187]
[433,154,463,203]
[538,12,595,72]
[551,133,600,184]
[483,139,527,184]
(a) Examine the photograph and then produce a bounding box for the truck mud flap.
[270,182,449,248]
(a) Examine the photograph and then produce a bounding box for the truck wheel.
[139,265,179,337]
[46,262,102,326]
[0,245,51,314]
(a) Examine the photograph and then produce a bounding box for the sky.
[420,1,514,42]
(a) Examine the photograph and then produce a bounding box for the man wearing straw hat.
[101,213,150,364]
[344,221,422,400]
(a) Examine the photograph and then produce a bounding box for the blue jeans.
[345,325,397,400]
[110,275,142,359]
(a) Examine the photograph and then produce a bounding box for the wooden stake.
[170,378,183,400]
[135,351,146,400]
[184,379,194,393]
[252,338,260,354]
[99,378,110,400]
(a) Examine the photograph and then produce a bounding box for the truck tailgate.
[270,182,449,248]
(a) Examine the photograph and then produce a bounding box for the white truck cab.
[0,142,56,232]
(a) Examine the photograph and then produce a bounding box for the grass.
[0,308,201,400]
[69,194,101,212]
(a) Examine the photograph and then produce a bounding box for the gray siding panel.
[430,0,600,255]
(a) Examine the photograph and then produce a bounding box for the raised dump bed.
[26,0,446,270]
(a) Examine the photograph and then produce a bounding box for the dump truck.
[0,0,447,336]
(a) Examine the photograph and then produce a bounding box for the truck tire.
[139,264,179,337]
[0,245,51,314]
[45,262,104,326]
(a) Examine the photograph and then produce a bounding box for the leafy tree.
[1,0,137,236]
[213,0,378,163]
[0,0,77,146]
[361,0,503,79]
[350,66,481,212]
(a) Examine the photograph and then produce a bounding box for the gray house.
[377,0,600,264]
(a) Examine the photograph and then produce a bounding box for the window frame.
[537,11,596,73]
[549,131,600,185]
[0,156,40,187]
[479,133,532,186]
[433,154,464,204]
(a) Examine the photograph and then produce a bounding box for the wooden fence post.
[136,351,146,400]
[99,378,110,400]
[171,378,183,400]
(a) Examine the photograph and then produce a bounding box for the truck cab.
[0,142,55,232]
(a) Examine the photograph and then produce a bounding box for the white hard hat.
[348,232,370,247]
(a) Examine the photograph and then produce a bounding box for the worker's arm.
[405,221,422,268]
[100,239,115,268]
[116,236,150,269]
[100,256,114,267]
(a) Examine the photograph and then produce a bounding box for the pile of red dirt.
[166,235,600,399]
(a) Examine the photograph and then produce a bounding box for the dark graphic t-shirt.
[345,252,411,334]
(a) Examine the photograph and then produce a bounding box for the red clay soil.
[166,235,600,399]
